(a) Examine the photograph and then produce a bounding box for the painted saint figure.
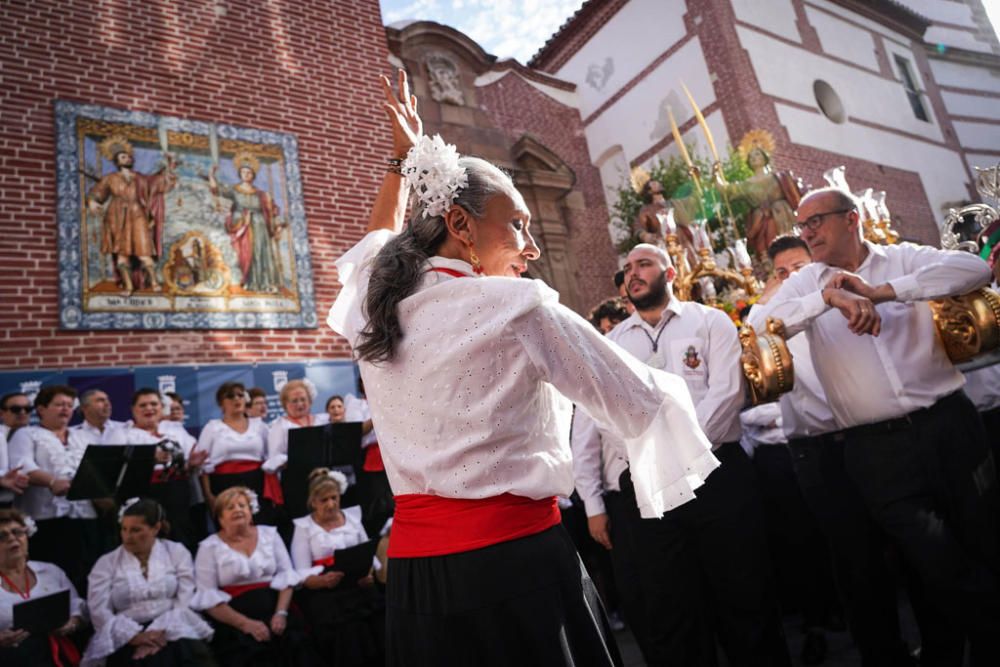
[87,135,176,292]
[209,152,284,293]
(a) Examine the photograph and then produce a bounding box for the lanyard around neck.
[637,314,671,353]
[0,569,31,600]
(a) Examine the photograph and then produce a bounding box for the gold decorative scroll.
[739,317,795,405]
[930,287,1000,363]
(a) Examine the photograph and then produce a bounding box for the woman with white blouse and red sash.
[290,468,382,666]
[327,71,719,666]
[0,509,86,667]
[196,383,279,526]
[190,487,320,667]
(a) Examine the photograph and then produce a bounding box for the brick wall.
[477,74,621,308]
[0,0,392,370]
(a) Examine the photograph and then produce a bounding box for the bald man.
[574,244,789,666]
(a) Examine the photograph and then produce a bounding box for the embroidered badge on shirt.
[682,345,701,369]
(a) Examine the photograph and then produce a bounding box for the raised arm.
[368,69,422,235]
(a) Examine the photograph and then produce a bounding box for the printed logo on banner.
[158,375,177,395]
[19,381,41,405]
[272,371,288,392]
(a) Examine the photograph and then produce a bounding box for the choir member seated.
[191,486,320,667]
[82,498,214,666]
[291,468,383,666]
[0,509,86,666]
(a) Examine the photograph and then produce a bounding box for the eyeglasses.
[793,208,852,234]
[0,527,28,541]
[3,405,31,414]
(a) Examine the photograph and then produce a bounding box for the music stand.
[284,422,364,519]
[67,444,157,502]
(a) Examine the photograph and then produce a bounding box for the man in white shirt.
[70,388,127,445]
[752,235,915,666]
[574,244,788,666]
[0,392,32,441]
[749,187,1000,665]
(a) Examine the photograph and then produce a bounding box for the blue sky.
[379,0,587,63]
[380,0,1000,64]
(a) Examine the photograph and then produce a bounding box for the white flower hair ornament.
[117,497,141,524]
[244,489,261,514]
[327,469,349,494]
[302,378,318,403]
[402,134,468,219]
[23,516,38,537]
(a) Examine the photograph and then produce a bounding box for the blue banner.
[0,361,358,436]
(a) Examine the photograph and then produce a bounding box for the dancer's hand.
[380,69,422,160]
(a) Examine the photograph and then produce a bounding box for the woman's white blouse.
[327,231,719,519]
[263,413,330,472]
[8,426,97,520]
[290,507,374,574]
[0,561,85,630]
[190,525,304,610]
[196,418,268,474]
[82,540,212,665]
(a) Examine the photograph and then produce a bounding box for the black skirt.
[106,637,217,667]
[208,587,322,667]
[295,585,384,666]
[386,524,623,667]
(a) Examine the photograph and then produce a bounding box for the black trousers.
[789,432,913,666]
[841,391,1000,667]
[605,488,655,661]
[616,441,790,667]
[752,443,839,629]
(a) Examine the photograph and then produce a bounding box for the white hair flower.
[244,489,261,514]
[117,497,141,523]
[402,134,468,219]
[23,516,38,537]
[302,378,318,403]
[327,469,349,494]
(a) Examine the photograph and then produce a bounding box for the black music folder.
[284,422,364,518]
[322,538,379,583]
[12,589,70,634]
[67,444,157,501]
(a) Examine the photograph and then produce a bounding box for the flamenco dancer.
[327,71,720,667]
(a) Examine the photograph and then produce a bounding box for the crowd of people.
[0,379,388,667]
[4,69,1000,667]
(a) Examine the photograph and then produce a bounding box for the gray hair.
[354,157,516,363]
[79,388,107,408]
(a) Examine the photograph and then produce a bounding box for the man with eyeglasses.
[749,186,999,665]
[0,393,32,441]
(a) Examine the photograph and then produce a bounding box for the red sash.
[49,636,80,667]
[221,581,270,598]
[312,556,334,567]
[387,493,560,558]
[362,443,385,472]
[214,460,284,506]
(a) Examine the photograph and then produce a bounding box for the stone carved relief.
[426,53,465,105]
[585,57,614,91]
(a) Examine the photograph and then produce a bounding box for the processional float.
[641,85,1000,404]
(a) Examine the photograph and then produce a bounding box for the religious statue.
[86,135,176,293]
[720,130,803,260]
[631,167,698,271]
[427,54,465,106]
[208,151,285,293]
